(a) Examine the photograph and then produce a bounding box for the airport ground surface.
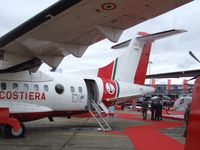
[0,110,186,150]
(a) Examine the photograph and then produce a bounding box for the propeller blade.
[189,51,200,63]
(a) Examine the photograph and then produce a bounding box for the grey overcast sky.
[0,0,199,84]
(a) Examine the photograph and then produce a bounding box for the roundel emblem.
[101,3,117,10]
[180,99,184,105]
[105,83,115,94]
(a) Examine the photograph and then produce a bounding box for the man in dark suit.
[142,100,148,120]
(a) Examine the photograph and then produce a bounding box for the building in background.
[146,84,193,98]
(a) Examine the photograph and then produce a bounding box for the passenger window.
[13,83,18,90]
[78,86,83,93]
[55,84,64,94]
[70,86,75,93]
[23,84,29,91]
[44,85,49,92]
[34,84,39,91]
[1,82,6,90]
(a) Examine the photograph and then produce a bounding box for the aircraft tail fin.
[97,29,186,84]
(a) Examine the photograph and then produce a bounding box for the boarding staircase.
[88,100,112,131]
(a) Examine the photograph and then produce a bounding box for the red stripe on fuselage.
[97,61,114,79]
[10,110,88,122]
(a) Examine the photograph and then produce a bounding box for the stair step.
[88,100,112,131]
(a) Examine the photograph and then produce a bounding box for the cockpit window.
[55,84,64,94]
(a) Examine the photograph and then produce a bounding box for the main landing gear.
[0,108,26,138]
[1,123,26,138]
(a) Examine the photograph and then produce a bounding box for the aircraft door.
[84,79,99,108]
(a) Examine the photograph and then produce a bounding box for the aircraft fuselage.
[0,71,153,122]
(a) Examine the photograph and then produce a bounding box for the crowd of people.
[141,99,163,121]
[121,97,191,138]
[150,100,163,121]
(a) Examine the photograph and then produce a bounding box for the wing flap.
[38,56,63,69]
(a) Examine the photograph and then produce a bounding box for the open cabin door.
[84,79,111,131]
[84,79,99,108]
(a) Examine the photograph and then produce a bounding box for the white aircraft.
[0,0,191,138]
[173,96,192,111]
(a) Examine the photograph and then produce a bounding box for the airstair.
[89,100,112,131]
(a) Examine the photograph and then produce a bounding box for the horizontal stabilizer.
[111,29,186,49]
[111,39,131,49]
[136,29,187,42]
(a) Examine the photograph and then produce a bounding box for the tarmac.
[0,110,186,150]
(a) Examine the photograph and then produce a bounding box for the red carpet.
[111,113,184,150]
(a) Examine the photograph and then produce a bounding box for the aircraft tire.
[1,125,12,138]
[2,123,25,138]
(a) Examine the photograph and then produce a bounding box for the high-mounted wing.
[0,0,192,72]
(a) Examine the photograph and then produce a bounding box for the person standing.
[158,101,163,120]
[151,101,155,120]
[142,100,148,120]
[155,101,160,121]
[121,103,125,111]
[183,102,191,137]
